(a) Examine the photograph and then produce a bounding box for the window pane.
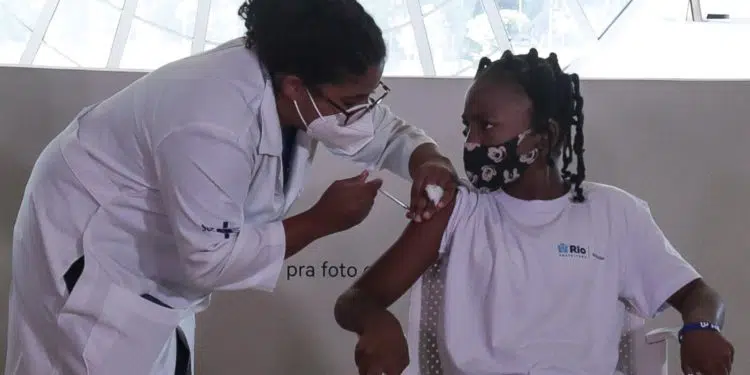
[360,0,411,30]
[359,0,420,76]
[423,0,498,76]
[33,42,77,67]
[0,4,30,64]
[104,0,125,9]
[454,47,504,77]
[43,0,120,68]
[206,0,245,44]
[652,0,693,20]
[700,0,750,18]
[497,0,597,67]
[1,0,46,28]
[204,41,218,52]
[119,18,191,70]
[578,0,632,37]
[383,25,424,76]
[134,0,198,37]
[421,0,454,14]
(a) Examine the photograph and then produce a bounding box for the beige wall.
[1,65,748,374]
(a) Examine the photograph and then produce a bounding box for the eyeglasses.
[319,81,391,126]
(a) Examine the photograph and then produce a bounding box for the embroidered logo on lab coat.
[201,221,240,239]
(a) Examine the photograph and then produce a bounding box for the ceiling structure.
[0,0,745,76]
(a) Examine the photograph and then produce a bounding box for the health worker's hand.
[311,171,382,234]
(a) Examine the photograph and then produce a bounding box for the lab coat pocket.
[82,283,184,374]
[56,256,109,374]
[57,257,184,375]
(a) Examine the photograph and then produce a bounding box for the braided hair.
[474,49,586,202]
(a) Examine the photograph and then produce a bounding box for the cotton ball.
[425,184,444,206]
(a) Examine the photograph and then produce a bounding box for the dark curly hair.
[238,0,386,87]
[474,49,586,202]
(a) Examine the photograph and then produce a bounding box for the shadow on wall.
[695,168,750,305]
[0,150,30,353]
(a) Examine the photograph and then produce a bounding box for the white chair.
[406,260,681,375]
[618,310,681,375]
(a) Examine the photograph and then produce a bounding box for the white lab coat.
[5,38,434,375]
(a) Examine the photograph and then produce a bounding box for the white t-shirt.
[410,182,700,375]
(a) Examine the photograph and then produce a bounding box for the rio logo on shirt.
[557,242,588,258]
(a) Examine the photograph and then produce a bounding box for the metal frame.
[689,0,703,21]
[405,0,436,76]
[19,0,61,64]
[688,0,748,22]
[597,0,634,40]
[107,0,139,68]
[564,0,598,39]
[192,0,212,54]
[479,0,513,54]
[13,0,707,75]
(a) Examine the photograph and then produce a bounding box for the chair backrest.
[617,311,650,375]
[616,312,675,375]
[412,258,671,375]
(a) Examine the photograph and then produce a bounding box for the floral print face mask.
[463,129,539,192]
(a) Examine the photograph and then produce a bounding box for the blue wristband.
[678,321,721,343]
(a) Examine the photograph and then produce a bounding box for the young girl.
[334,50,733,375]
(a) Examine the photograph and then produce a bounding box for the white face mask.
[294,90,375,156]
